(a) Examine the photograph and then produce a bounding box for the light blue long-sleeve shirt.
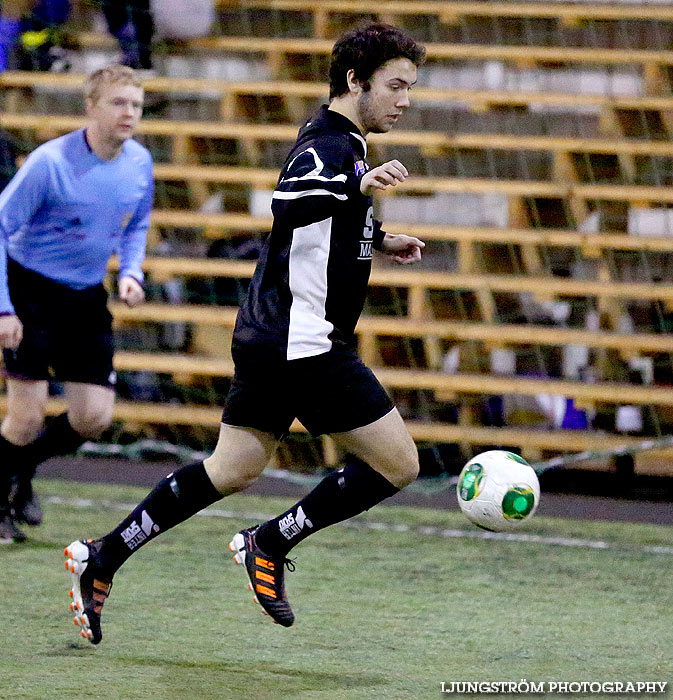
[0,129,154,314]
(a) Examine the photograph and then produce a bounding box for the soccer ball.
[456,450,540,532]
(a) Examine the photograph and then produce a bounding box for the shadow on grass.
[135,654,384,687]
[50,648,386,694]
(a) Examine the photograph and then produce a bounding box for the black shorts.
[222,343,394,438]
[2,259,116,388]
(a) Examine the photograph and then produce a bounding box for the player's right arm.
[0,148,51,343]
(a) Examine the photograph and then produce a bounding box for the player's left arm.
[117,160,154,306]
[377,230,425,265]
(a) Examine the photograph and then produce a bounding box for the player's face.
[357,57,417,134]
[87,82,144,145]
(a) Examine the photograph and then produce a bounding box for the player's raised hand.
[380,233,425,265]
[0,314,23,349]
[360,159,408,195]
[118,276,145,307]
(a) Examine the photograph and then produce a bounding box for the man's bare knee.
[68,409,113,440]
[375,445,419,489]
[334,410,420,489]
[2,410,44,445]
[204,452,265,494]
[395,446,420,487]
[203,424,277,495]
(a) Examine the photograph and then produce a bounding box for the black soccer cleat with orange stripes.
[64,539,113,644]
[229,526,295,627]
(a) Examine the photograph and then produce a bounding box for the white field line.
[45,496,673,557]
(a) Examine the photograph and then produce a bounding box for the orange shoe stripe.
[254,556,275,571]
[93,579,111,595]
[255,584,277,599]
[256,571,275,585]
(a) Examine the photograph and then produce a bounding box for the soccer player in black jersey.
[64,24,426,643]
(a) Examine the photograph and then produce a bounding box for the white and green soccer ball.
[456,450,540,531]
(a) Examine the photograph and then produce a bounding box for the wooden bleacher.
[102,254,673,471]
[110,301,673,356]
[3,4,673,471]
[0,393,661,459]
[3,71,673,114]
[214,0,673,31]
[65,31,673,97]
[6,113,673,211]
[73,31,673,70]
[5,111,673,159]
[108,257,673,307]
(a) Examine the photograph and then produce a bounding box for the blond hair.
[84,65,143,104]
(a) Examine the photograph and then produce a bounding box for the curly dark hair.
[328,24,426,100]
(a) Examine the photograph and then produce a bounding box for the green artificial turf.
[0,479,671,700]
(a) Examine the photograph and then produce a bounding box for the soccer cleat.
[0,512,27,544]
[10,478,43,526]
[229,526,295,627]
[64,539,113,645]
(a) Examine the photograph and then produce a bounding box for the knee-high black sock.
[17,413,86,481]
[97,461,222,574]
[255,458,400,558]
[0,434,24,512]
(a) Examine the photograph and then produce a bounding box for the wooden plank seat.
[5,111,673,157]
[109,301,673,356]
[0,393,662,460]
[215,0,673,27]
[151,167,673,204]
[6,114,673,203]
[108,349,673,409]
[108,257,673,303]
[146,211,673,255]
[3,72,673,114]
[71,31,673,70]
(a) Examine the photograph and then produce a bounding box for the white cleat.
[63,540,111,644]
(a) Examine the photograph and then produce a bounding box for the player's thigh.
[204,422,278,495]
[330,407,419,488]
[2,378,49,444]
[64,382,115,437]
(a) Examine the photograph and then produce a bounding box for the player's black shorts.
[222,342,394,438]
[2,258,116,388]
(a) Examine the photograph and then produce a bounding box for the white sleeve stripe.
[281,173,348,184]
[281,147,347,184]
[273,189,348,201]
[285,147,323,178]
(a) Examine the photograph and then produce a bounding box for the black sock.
[18,413,86,481]
[255,458,400,558]
[1,414,84,512]
[98,461,222,574]
[0,433,23,512]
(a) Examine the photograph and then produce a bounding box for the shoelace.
[283,558,296,573]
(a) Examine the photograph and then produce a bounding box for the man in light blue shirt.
[0,64,153,542]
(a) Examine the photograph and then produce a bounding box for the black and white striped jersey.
[233,106,386,360]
